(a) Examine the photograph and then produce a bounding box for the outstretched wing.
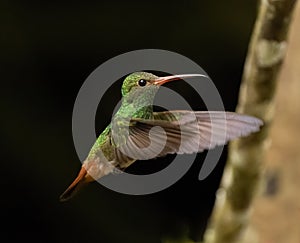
[113,111,263,166]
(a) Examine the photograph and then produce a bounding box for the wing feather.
[113,111,263,163]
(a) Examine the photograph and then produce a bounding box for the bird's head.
[121,72,159,97]
[119,72,207,117]
[121,71,207,96]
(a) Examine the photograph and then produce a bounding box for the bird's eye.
[138,79,147,87]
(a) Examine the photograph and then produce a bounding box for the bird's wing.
[113,111,263,164]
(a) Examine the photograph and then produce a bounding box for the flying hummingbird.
[59,72,263,201]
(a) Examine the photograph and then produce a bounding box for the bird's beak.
[153,74,208,86]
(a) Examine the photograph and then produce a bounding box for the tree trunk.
[203,0,298,243]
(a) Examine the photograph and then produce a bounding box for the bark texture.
[203,0,298,243]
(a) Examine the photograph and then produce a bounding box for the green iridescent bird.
[60,72,263,201]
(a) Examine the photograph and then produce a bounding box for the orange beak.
[153,74,208,86]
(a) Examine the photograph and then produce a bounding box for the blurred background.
[2,1,298,243]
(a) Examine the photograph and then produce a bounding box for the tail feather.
[59,167,91,202]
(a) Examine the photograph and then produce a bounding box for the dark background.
[1,1,257,242]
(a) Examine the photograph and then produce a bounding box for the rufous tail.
[59,167,93,202]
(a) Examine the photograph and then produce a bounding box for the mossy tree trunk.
[203,0,298,243]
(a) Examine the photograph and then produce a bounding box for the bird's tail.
[59,166,93,202]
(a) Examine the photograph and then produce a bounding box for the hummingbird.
[60,72,263,201]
